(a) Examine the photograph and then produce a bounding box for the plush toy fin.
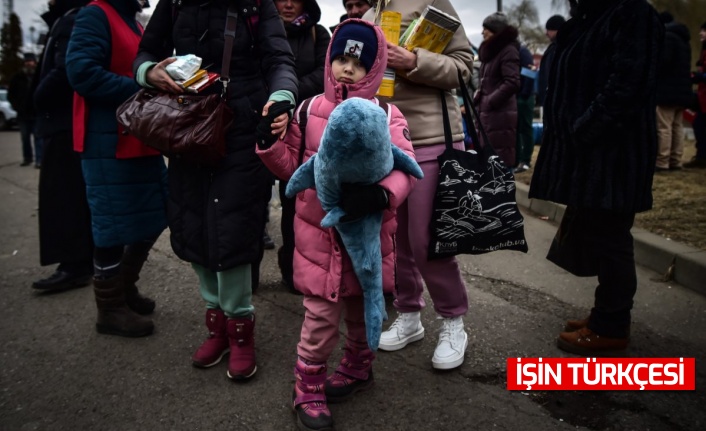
[335,213,388,351]
[285,154,318,198]
[321,206,346,228]
[391,146,424,180]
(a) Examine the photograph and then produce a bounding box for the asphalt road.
[1,130,704,431]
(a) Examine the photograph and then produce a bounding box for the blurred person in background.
[474,12,520,168]
[274,0,330,293]
[8,53,40,167]
[654,12,693,172]
[32,0,94,293]
[685,21,706,169]
[343,0,371,19]
[537,15,565,109]
[513,42,536,174]
[66,0,168,338]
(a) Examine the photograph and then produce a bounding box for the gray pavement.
[0,130,705,431]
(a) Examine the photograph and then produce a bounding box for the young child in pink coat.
[256,19,416,431]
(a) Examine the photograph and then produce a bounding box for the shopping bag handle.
[439,69,494,156]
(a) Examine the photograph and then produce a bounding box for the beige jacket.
[363,0,474,147]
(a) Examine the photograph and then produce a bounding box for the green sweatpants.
[516,96,536,165]
[191,263,253,318]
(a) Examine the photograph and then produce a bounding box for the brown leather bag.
[117,6,239,167]
[117,90,232,166]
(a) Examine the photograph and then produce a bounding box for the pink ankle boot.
[325,348,375,403]
[293,357,333,431]
[192,309,229,368]
[226,315,257,380]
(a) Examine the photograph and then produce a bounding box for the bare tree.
[551,0,570,13]
[506,0,547,52]
[0,13,24,86]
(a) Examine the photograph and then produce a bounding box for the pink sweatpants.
[394,142,469,318]
[297,295,368,363]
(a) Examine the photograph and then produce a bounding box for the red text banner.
[506,357,695,391]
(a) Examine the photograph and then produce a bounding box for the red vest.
[73,0,159,158]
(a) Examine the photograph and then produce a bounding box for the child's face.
[331,55,367,85]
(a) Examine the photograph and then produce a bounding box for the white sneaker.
[431,316,468,370]
[378,311,425,352]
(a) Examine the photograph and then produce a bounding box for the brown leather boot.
[564,317,631,336]
[564,317,589,332]
[121,248,155,315]
[557,327,628,356]
[94,275,154,337]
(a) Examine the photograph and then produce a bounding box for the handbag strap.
[440,90,454,151]
[456,69,493,157]
[219,6,239,96]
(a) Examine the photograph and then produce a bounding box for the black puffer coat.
[135,0,298,271]
[655,21,693,108]
[530,0,663,214]
[283,0,330,101]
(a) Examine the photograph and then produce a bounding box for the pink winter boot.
[226,315,257,380]
[325,348,375,403]
[192,309,229,368]
[293,357,333,431]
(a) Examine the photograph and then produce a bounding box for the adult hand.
[262,100,292,140]
[145,58,183,94]
[386,42,417,71]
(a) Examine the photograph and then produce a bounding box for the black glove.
[256,101,295,150]
[339,183,389,222]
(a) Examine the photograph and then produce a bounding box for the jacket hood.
[283,0,322,34]
[303,0,322,24]
[479,25,518,62]
[41,0,90,26]
[575,0,616,17]
[324,18,387,103]
[666,21,690,43]
[103,0,144,16]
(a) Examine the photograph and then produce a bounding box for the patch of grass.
[514,140,706,251]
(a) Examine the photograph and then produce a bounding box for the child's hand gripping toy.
[285,97,423,350]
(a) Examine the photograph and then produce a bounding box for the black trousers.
[38,131,93,267]
[566,207,637,338]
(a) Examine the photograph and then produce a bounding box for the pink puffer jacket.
[257,19,416,302]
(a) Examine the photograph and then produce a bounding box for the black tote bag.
[428,70,528,259]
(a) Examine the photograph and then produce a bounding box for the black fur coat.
[530,0,663,213]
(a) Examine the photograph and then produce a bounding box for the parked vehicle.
[0,89,18,130]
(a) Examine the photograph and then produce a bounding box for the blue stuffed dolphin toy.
[286,97,423,351]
